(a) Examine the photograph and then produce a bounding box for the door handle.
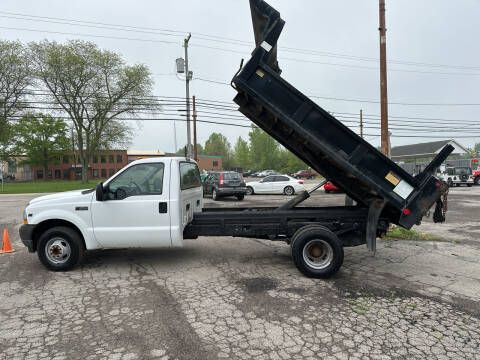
[159,202,168,213]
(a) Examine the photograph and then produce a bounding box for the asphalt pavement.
[0,185,479,359]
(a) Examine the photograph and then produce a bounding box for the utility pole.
[184,33,192,158]
[360,109,364,139]
[379,0,390,157]
[193,96,198,162]
[173,122,178,153]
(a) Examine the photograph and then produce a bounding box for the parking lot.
[1,185,479,359]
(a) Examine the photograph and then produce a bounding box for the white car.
[246,175,305,195]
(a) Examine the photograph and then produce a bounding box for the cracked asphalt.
[0,185,479,359]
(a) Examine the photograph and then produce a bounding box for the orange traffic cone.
[0,229,15,254]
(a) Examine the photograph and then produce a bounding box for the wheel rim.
[247,187,253,195]
[302,239,333,270]
[45,237,71,264]
[285,187,293,195]
[213,190,217,199]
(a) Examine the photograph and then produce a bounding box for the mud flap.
[366,199,386,253]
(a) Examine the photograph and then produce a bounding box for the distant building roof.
[127,150,166,156]
[391,139,469,160]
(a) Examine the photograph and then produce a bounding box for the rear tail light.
[453,176,457,180]
[298,181,304,185]
[219,173,224,186]
[240,174,246,186]
[403,208,410,215]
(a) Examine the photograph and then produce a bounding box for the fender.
[29,208,102,250]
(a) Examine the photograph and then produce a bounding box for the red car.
[474,169,480,185]
[294,170,315,179]
[324,181,341,193]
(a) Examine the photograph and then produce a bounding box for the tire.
[290,225,344,279]
[284,186,295,196]
[212,189,219,201]
[475,177,480,185]
[246,186,254,195]
[37,226,85,271]
[236,195,245,201]
[467,184,473,187]
[325,189,331,194]
[447,179,453,188]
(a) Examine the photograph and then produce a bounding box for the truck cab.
[19,157,203,271]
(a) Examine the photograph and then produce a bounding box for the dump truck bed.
[232,0,452,231]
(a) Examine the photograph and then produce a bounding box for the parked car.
[246,175,304,195]
[293,170,315,179]
[202,171,247,201]
[439,167,474,187]
[324,181,342,193]
[243,170,258,177]
[473,168,480,185]
[255,170,278,178]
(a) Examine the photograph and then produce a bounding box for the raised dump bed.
[232,0,452,242]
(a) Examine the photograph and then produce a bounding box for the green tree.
[29,40,159,183]
[204,133,231,169]
[13,114,69,180]
[248,126,280,171]
[474,143,480,152]
[0,40,33,156]
[233,137,250,170]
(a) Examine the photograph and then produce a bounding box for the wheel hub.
[302,239,333,270]
[46,238,71,264]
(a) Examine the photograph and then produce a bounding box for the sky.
[1,0,479,152]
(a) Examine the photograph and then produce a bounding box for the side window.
[276,176,289,182]
[107,163,164,199]
[263,176,275,183]
[180,162,201,190]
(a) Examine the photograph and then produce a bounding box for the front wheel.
[212,189,219,201]
[236,195,245,201]
[290,225,344,279]
[37,226,85,271]
[284,186,295,196]
[246,186,254,195]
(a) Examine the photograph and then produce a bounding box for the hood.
[29,188,94,206]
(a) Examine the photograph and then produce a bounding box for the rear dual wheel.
[290,225,344,279]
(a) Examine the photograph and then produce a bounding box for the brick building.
[127,151,222,172]
[32,150,128,181]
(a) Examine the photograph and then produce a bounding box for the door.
[91,162,171,248]
[203,174,217,195]
[256,175,275,193]
[272,175,290,193]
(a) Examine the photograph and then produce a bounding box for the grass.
[0,180,105,194]
[385,225,440,241]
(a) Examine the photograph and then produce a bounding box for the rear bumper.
[216,187,248,196]
[19,224,36,252]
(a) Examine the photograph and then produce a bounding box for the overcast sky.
[2,0,479,152]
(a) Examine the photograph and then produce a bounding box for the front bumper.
[19,224,36,252]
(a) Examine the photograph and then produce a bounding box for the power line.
[3,10,480,72]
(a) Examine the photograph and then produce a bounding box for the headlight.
[23,209,27,224]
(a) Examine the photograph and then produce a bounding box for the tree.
[233,137,250,170]
[29,40,159,183]
[474,143,480,153]
[13,114,69,180]
[0,40,33,156]
[248,126,280,171]
[204,133,231,169]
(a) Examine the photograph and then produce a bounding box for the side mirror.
[96,182,106,201]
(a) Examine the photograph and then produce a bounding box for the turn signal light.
[298,181,303,185]
[219,173,224,186]
[403,208,410,216]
